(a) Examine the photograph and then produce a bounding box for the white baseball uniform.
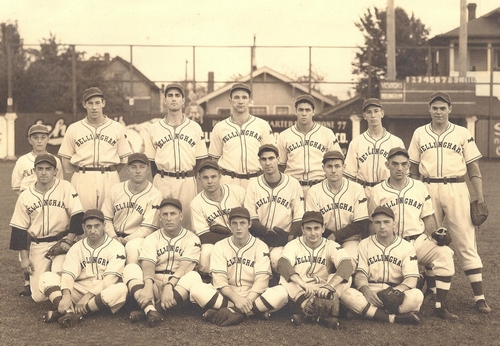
[11,152,63,192]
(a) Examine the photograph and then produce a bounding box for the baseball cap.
[258,144,279,157]
[164,83,184,98]
[228,207,251,220]
[429,91,451,105]
[322,150,345,164]
[229,83,251,97]
[371,206,395,220]
[28,124,50,137]
[295,94,316,110]
[387,147,409,160]
[198,159,220,173]
[82,209,105,222]
[34,154,57,168]
[362,98,383,112]
[127,152,149,165]
[159,197,183,211]
[302,211,324,225]
[82,87,104,102]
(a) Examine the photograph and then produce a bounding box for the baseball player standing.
[344,98,405,200]
[340,206,423,325]
[369,147,457,319]
[58,87,132,210]
[208,83,275,188]
[39,209,128,328]
[101,153,163,264]
[277,94,341,197]
[306,150,369,260]
[190,160,246,275]
[408,91,491,314]
[9,154,84,303]
[189,207,289,327]
[144,83,208,229]
[244,144,304,272]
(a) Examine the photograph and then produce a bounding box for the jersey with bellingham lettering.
[11,152,63,192]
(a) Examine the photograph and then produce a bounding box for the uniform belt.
[346,176,381,187]
[404,233,423,242]
[155,269,175,275]
[78,166,116,173]
[299,179,323,187]
[422,176,465,184]
[220,168,262,180]
[157,170,195,179]
[30,231,68,244]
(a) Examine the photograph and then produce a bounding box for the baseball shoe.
[318,317,340,330]
[291,313,306,326]
[43,310,62,323]
[394,313,420,325]
[435,307,459,320]
[57,312,82,328]
[146,310,163,328]
[256,311,271,320]
[18,285,31,297]
[423,289,435,303]
[476,300,492,314]
[129,310,146,323]
[202,309,218,323]
[217,309,245,327]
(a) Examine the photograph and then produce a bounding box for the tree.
[352,7,429,98]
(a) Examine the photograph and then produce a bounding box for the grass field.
[0,160,499,346]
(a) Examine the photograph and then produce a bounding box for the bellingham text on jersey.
[358,148,389,163]
[222,130,262,144]
[294,255,327,266]
[285,140,328,154]
[256,195,291,209]
[113,201,145,215]
[319,202,354,215]
[419,141,464,154]
[155,133,196,149]
[207,208,230,224]
[75,134,117,147]
[27,199,66,215]
[226,256,256,268]
[382,198,423,210]
[367,254,403,267]
[157,244,185,257]
[80,256,109,269]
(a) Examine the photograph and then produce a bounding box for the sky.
[2,0,499,100]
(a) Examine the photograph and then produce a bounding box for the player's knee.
[198,245,213,273]
[123,263,143,285]
[270,247,283,273]
[125,239,143,264]
[262,285,289,310]
[38,271,61,296]
[177,271,202,292]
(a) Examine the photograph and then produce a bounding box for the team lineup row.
[9,83,491,328]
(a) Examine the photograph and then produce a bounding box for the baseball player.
[58,87,132,210]
[409,91,491,314]
[244,144,304,272]
[277,211,353,327]
[9,154,84,303]
[208,83,275,188]
[277,94,341,197]
[344,98,405,201]
[123,198,201,327]
[189,207,289,327]
[369,147,457,319]
[306,150,370,260]
[38,209,128,328]
[340,206,423,325]
[190,160,246,275]
[101,152,163,264]
[144,83,208,229]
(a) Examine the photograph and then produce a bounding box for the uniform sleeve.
[261,121,276,146]
[103,240,126,278]
[401,241,420,279]
[326,128,341,152]
[277,132,288,166]
[291,179,304,222]
[11,160,22,191]
[344,141,358,179]
[355,238,370,277]
[280,239,297,265]
[9,193,30,230]
[234,185,247,206]
[61,245,83,282]
[115,125,133,161]
[55,156,64,180]
[141,190,163,229]
[144,124,156,161]
[352,184,369,222]
[419,182,434,219]
[244,181,259,220]
[328,242,352,274]
[408,131,421,165]
[208,123,223,159]
[101,189,115,222]
[190,197,210,236]
[462,128,482,164]
[210,242,229,288]
[180,233,201,264]
[58,125,76,158]
[194,123,209,160]
[253,240,272,278]
[139,233,158,264]
[66,183,84,216]
[305,186,320,212]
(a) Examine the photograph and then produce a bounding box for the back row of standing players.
[10,82,491,324]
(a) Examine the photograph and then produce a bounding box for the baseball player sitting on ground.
[277,94,341,197]
[190,160,246,276]
[101,152,163,264]
[340,206,424,325]
[39,209,128,328]
[208,83,275,188]
[277,211,353,329]
[306,150,370,261]
[369,147,457,319]
[244,144,304,273]
[189,207,289,327]
[11,124,64,297]
[58,87,132,210]
[9,154,84,303]
[123,198,201,327]
[409,91,491,314]
[344,98,405,201]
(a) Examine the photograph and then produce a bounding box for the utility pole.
[386,0,396,80]
[458,0,468,77]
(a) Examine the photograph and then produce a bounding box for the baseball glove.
[210,308,245,327]
[263,227,288,247]
[44,239,74,260]
[431,227,452,246]
[209,225,232,235]
[58,312,82,328]
[377,287,405,314]
[303,295,340,319]
[470,200,488,226]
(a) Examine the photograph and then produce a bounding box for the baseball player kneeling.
[38,209,128,328]
[189,207,289,327]
[277,211,353,329]
[340,206,423,325]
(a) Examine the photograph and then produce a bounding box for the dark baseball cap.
[258,144,279,157]
[228,207,251,220]
[127,152,149,165]
[295,94,315,110]
[82,87,104,102]
[387,147,409,160]
[159,197,183,211]
[429,91,451,105]
[371,206,395,220]
[164,83,184,98]
[34,154,57,168]
[83,209,105,222]
[28,124,50,136]
[322,150,344,164]
[229,83,251,97]
[198,159,220,173]
[302,211,324,225]
[362,98,383,112]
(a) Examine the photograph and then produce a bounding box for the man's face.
[229,90,251,115]
[159,205,183,232]
[386,155,409,182]
[323,159,344,184]
[363,105,384,127]
[84,218,105,242]
[28,133,49,154]
[302,221,324,247]
[164,88,185,112]
[82,96,105,121]
[199,168,221,194]
[127,162,150,184]
[34,162,57,185]
[372,214,395,240]
[259,150,279,175]
[230,216,251,243]
[429,100,451,126]
[295,102,315,126]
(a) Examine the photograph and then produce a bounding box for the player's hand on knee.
[136,289,154,308]
[58,296,74,314]
[301,283,315,299]
[363,290,383,308]
[20,258,34,275]
[160,285,177,310]
[233,296,252,314]
[74,294,92,314]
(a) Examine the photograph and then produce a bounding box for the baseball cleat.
[394,313,420,325]
[476,300,492,314]
[423,289,435,303]
[291,313,306,326]
[257,311,271,320]
[146,310,163,328]
[129,310,146,323]
[435,307,458,320]
[57,312,82,328]
[202,309,218,322]
[43,310,63,323]
[318,317,340,330]
[18,285,31,297]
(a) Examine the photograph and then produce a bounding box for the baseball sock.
[362,304,390,322]
[24,273,30,286]
[45,286,62,309]
[435,275,452,308]
[464,268,485,302]
[205,292,229,309]
[86,293,108,313]
[425,267,436,294]
[251,296,274,314]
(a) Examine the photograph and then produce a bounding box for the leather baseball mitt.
[470,200,488,226]
[431,227,452,246]
[377,287,405,314]
[44,239,74,260]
